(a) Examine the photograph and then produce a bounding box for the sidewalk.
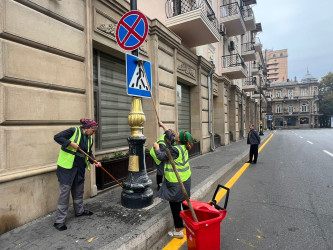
[0,131,272,250]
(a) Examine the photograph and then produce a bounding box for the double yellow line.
[163,133,274,250]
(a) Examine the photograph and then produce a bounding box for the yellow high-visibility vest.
[57,127,92,170]
[150,134,167,165]
[164,145,191,183]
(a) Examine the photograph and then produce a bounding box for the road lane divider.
[307,141,313,144]
[323,150,333,158]
[163,133,274,250]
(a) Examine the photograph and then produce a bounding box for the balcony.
[254,22,262,33]
[165,0,220,47]
[252,66,259,75]
[242,7,256,31]
[252,93,264,100]
[221,54,247,79]
[241,42,256,62]
[220,2,246,36]
[243,77,258,92]
[253,37,262,52]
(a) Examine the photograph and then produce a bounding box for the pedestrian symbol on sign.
[130,63,149,91]
[126,53,152,98]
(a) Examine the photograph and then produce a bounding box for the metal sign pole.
[121,0,153,209]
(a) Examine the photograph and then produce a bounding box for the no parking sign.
[116,10,149,51]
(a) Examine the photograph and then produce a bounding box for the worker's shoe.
[246,161,252,163]
[76,210,93,217]
[168,230,184,239]
[54,223,67,231]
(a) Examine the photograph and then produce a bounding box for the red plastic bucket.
[180,201,227,250]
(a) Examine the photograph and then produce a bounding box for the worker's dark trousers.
[249,144,259,163]
[55,176,85,223]
[169,201,189,228]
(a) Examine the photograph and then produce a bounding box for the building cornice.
[149,19,181,49]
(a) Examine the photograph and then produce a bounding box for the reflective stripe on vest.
[150,134,167,165]
[57,127,92,170]
[164,145,191,183]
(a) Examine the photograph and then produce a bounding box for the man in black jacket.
[246,124,261,164]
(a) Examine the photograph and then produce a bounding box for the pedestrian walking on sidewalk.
[53,118,101,231]
[246,124,261,164]
[152,121,194,239]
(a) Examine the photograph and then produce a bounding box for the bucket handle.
[210,184,230,210]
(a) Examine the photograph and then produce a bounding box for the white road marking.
[300,136,303,138]
[323,150,333,158]
[307,141,313,144]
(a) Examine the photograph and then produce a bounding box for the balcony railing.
[242,42,255,52]
[243,76,257,92]
[242,7,253,18]
[222,54,246,70]
[220,2,246,36]
[254,37,262,52]
[166,0,218,28]
[221,2,244,19]
[222,53,248,79]
[245,76,257,85]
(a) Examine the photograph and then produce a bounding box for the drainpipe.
[208,61,215,151]
[241,90,244,139]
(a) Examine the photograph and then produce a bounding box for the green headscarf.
[179,130,194,150]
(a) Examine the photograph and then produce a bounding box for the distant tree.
[319,72,333,115]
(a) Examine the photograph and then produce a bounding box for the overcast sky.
[253,0,333,81]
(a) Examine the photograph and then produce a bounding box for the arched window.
[301,103,307,112]
[276,104,281,113]
[288,105,293,113]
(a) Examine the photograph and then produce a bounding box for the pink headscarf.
[80,118,98,129]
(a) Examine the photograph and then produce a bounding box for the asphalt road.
[218,129,333,250]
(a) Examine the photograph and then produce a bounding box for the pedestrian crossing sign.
[126,53,152,98]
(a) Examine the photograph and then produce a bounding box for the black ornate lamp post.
[121,0,153,209]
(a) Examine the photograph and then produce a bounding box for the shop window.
[287,117,296,126]
[275,118,283,126]
[93,50,131,150]
[300,117,309,124]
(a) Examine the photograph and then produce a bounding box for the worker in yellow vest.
[53,118,101,231]
[150,130,176,190]
[152,121,194,239]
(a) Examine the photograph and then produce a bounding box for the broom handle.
[77,147,124,188]
[139,60,160,123]
[166,148,198,222]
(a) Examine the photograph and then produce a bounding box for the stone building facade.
[0,0,266,233]
[266,71,320,129]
